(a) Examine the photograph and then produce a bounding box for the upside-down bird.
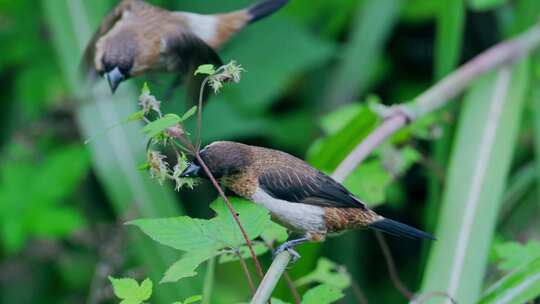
[181,141,434,257]
[81,0,289,94]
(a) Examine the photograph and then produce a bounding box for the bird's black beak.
[180,162,202,177]
[105,67,126,93]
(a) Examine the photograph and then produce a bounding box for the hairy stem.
[250,22,540,304]
[195,153,266,281]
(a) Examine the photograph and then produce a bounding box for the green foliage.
[194,64,216,76]
[162,251,216,284]
[493,240,540,271]
[173,295,202,304]
[142,114,182,138]
[131,198,271,252]
[109,277,153,304]
[308,104,379,170]
[301,284,344,304]
[343,160,392,206]
[131,198,282,283]
[468,0,508,11]
[0,144,88,253]
[479,257,540,304]
[421,61,531,303]
[296,258,350,289]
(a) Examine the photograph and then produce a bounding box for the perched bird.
[181,141,434,257]
[81,0,289,95]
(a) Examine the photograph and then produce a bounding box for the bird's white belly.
[251,188,326,234]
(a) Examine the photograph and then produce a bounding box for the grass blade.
[323,0,402,108]
[420,60,530,303]
[478,256,540,304]
[41,1,194,302]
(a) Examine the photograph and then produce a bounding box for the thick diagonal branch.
[250,22,540,304]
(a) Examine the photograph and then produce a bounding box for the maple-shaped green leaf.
[296,258,350,289]
[161,250,216,283]
[301,284,344,304]
[109,277,152,304]
[129,198,272,252]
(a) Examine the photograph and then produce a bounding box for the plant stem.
[195,153,266,282]
[251,251,292,304]
[238,253,257,294]
[202,257,215,304]
[250,22,540,304]
[332,23,540,181]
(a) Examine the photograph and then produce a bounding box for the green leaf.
[307,106,379,171]
[260,222,289,244]
[494,241,540,271]
[296,258,350,289]
[142,113,181,138]
[126,110,146,123]
[194,64,216,76]
[180,106,198,122]
[479,256,540,304]
[129,198,272,252]
[343,160,392,206]
[301,284,344,304]
[319,103,363,135]
[109,277,153,304]
[322,0,401,105]
[435,0,465,79]
[183,295,203,304]
[218,243,269,263]
[468,0,508,11]
[141,82,151,95]
[420,61,530,303]
[161,251,216,283]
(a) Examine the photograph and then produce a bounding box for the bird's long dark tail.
[247,0,289,23]
[369,218,435,240]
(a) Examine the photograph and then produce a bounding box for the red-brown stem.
[237,251,256,294]
[283,272,301,304]
[194,153,266,281]
[374,231,413,299]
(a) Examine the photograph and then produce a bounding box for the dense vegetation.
[1,0,540,303]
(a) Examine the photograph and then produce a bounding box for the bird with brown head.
[181,141,435,258]
[81,0,289,95]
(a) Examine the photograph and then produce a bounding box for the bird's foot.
[273,238,308,264]
[273,243,301,264]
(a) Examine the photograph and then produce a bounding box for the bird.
[180,141,435,258]
[81,0,289,95]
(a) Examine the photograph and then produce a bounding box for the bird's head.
[181,141,251,179]
[97,32,138,93]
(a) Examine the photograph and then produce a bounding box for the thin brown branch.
[374,231,413,300]
[195,153,266,281]
[237,250,257,294]
[282,272,301,304]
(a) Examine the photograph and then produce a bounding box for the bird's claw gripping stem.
[273,237,308,264]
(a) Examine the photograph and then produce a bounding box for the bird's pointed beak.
[105,67,126,93]
[180,162,202,177]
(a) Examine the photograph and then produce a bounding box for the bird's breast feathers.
[251,187,326,234]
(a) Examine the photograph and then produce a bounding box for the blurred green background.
[1,0,540,303]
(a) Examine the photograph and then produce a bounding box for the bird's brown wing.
[80,0,133,81]
[258,166,367,209]
[167,33,223,104]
